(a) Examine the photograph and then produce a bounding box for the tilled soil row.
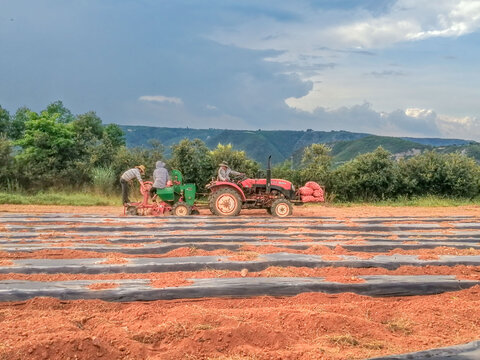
[1,214,480,298]
[1,210,480,359]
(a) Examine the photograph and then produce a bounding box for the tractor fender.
[208,182,246,202]
[270,185,294,199]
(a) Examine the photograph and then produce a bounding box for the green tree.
[399,151,480,198]
[398,151,445,196]
[170,138,213,189]
[466,144,480,163]
[147,139,166,163]
[15,110,76,188]
[90,124,126,168]
[0,135,13,187]
[443,153,480,197]
[109,142,165,182]
[209,143,260,178]
[299,144,332,186]
[44,100,74,124]
[68,111,129,187]
[272,159,302,185]
[0,106,10,135]
[9,106,30,140]
[72,111,104,140]
[68,111,106,184]
[103,124,126,148]
[331,147,398,201]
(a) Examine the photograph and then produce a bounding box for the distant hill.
[330,135,430,165]
[120,125,479,165]
[401,137,474,146]
[120,126,368,164]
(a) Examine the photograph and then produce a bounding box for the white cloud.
[434,114,480,140]
[138,95,183,105]
[405,108,435,118]
[405,107,480,140]
[209,1,480,127]
[332,0,480,48]
[210,1,480,63]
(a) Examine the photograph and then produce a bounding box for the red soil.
[0,287,479,360]
[99,255,130,265]
[3,245,478,262]
[87,282,120,291]
[0,259,14,266]
[1,203,479,217]
[1,204,480,359]
[1,265,480,285]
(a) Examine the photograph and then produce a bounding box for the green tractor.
[125,170,198,216]
[156,170,198,215]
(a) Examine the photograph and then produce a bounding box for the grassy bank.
[0,191,477,207]
[325,195,480,207]
[0,191,120,206]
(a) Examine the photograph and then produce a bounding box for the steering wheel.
[233,173,248,181]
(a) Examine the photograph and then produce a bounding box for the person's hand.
[166,180,173,187]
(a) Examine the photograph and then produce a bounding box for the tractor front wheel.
[209,188,242,216]
[270,199,293,217]
[172,202,191,216]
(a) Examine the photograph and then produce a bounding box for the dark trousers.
[150,187,158,198]
[120,179,129,204]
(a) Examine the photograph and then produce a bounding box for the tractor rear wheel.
[270,199,293,217]
[172,202,191,216]
[209,188,242,216]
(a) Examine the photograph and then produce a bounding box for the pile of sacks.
[299,181,325,202]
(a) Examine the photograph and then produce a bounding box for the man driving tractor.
[217,161,244,182]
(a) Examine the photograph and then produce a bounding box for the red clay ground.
[1,203,479,217]
[0,288,479,360]
[0,204,479,360]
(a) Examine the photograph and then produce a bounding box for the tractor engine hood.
[240,178,293,191]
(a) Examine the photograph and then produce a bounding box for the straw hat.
[219,161,229,167]
[136,165,146,173]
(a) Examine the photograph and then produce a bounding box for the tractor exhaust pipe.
[266,155,271,194]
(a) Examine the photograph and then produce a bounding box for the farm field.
[0,205,480,359]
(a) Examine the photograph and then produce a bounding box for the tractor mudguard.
[269,185,295,200]
[208,182,246,202]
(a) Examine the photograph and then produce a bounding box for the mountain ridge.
[120,125,478,165]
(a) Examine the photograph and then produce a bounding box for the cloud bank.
[0,0,479,140]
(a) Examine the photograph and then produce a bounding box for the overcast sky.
[1,0,480,139]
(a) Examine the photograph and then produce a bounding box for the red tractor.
[206,156,302,217]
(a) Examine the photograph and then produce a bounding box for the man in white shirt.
[120,165,145,205]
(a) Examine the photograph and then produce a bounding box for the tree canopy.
[1,101,480,201]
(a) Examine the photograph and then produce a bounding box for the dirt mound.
[1,287,479,359]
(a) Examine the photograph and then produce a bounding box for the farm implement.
[125,157,325,217]
[124,170,199,216]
